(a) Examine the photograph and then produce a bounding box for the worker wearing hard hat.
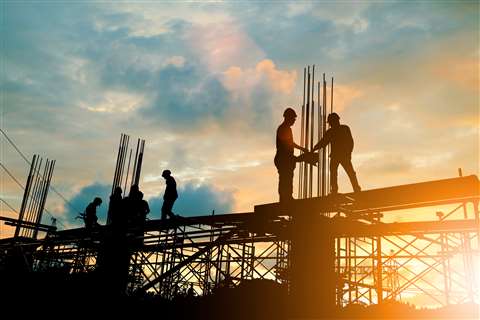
[312,112,361,194]
[274,107,309,203]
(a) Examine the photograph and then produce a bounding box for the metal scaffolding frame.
[1,175,478,310]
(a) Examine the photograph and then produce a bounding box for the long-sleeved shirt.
[315,124,354,158]
[85,202,98,223]
[164,176,178,201]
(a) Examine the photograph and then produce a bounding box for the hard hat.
[283,107,297,118]
[162,169,171,176]
[327,113,340,122]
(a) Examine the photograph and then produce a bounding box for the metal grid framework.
[34,237,98,274]
[28,201,478,308]
[2,176,475,310]
[335,201,479,306]
[127,221,291,296]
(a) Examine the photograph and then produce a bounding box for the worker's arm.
[294,143,308,153]
[346,126,354,153]
[145,202,150,215]
[312,131,331,152]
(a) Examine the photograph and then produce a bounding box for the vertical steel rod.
[304,67,310,198]
[309,65,315,198]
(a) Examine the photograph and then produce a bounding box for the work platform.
[255,175,480,216]
[1,175,479,315]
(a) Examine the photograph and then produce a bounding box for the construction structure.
[1,172,478,316]
[1,68,479,317]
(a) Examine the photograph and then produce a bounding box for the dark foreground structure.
[1,175,479,319]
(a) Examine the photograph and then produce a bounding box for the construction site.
[1,67,479,319]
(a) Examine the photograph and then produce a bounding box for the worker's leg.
[161,201,171,220]
[340,157,361,192]
[330,158,340,194]
[278,168,294,202]
[168,199,177,218]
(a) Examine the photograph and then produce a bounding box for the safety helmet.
[283,107,297,118]
[327,113,340,123]
[162,169,171,177]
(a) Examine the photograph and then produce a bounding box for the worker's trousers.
[275,154,296,203]
[162,199,176,220]
[330,156,361,193]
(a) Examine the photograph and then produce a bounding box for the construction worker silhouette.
[138,191,150,221]
[161,170,178,220]
[312,112,361,194]
[126,184,141,226]
[107,186,122,226]
[84,197,102,229]
[275,108,309,202]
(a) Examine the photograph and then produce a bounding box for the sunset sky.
[1,1,478,234]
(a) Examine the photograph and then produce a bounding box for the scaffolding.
[0,175,474,313]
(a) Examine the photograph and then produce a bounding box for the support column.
[290,214,336,318]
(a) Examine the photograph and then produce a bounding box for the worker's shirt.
[85,203,98,222]
[318,125,354,159]
[164,176,178,201]
[141,200,150,216]
[276,122,294,157]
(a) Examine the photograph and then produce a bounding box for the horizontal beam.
[53,212,255,240]
[349,175,480,211]
[255,175,480,217]
[328,218,479,237]
[144,212,254,231]
[0,216,56,232]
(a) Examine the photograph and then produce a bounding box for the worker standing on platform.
[84,197,102,229]
[138,191,150,221]
[161,169,178,220]
[107,186,123,226]
[275,107,309,202]
[312,112,361,194]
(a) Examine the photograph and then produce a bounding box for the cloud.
[331,84,364,112]
[79,90,145,113]
[65,182,111,227]
[357,151,413,174]
[2,0,479,249]
[64,181,234,224]
[148,183,234,218]
[138,63,230,129]
[223,59,297,95]
[185,21,265,72]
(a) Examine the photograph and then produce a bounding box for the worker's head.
[114,186,122,196]
[162,169,171,179]
[283,107,297,126]
[138,191,144,200]
[93,197,102,206]
[129,184,139,197]
[327,112,340,127]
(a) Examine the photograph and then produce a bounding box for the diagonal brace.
[138,229,236,293]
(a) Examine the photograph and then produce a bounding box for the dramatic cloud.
[1,2,478,240]
[139,63,230,129]
[59,181,234,227]
[148,183,234,218]
[223,60,297,95]
[65,182,111,227]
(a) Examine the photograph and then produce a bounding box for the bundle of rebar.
[14,154,55,239]
[108,133,145,224]
[298,65,334,199]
